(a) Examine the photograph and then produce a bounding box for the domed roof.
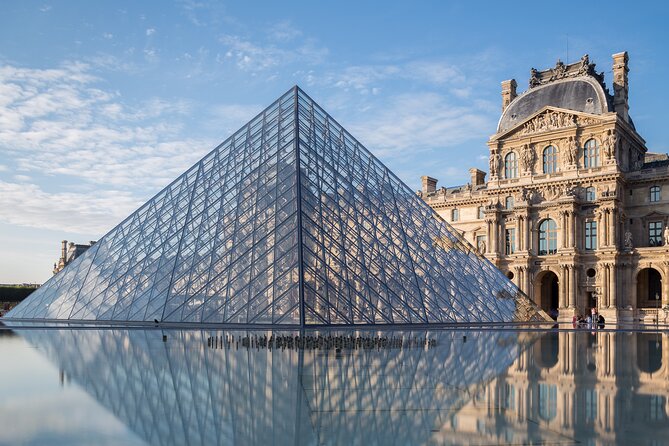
[498,76,613,133]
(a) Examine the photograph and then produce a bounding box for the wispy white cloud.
[0,180,140,234]
[219,33,328,74]
[146,28,156,36]
[268,21,302,43]
[349,92,494,158]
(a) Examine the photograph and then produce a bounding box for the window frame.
[650,185,661,203]
[538,219,558,255]
[478,206,485,219]
[451,208,459,222]
[585,186,596,201]
[649,220,663,246]
[583,139,600,168]
[542,145,558,174]
[505,228,516,255]
[504,152,518,179]
[584,220,597,251]
[505,196,514,210]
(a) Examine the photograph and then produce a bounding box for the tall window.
[505,228,516,255]
[584,389,598,423]
[585,220,597,250]
[504,152,518,179]
[583,139,600,168]
[505,196,514,210]
[451,208,459,222]
[649,221,663,246]
[539,219,558,255]
[543,145,558,174]
[585,186,596,201]
[650,185,661,202]
[538,384,557,422]
[478,206,485,219]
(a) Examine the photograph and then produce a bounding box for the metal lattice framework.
[7,87,546,325]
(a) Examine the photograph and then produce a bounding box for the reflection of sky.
[0,334,145,446]
[7,328,523,446]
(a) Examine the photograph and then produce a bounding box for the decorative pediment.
[494,107,606,141]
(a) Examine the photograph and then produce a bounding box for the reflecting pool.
[0,325,667,445]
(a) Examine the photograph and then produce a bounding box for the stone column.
[525,215,531,253]
[486,219,492,254]
[559,265,568,309]
[611,208,618,249]
[602,263,609,309]
[663,262,669,308]
[568,211,575,248]
[603,209,610,246]
[568,265,576,308]
[560,211,567,249]
[610,263,617,308]
[518,215,524,251]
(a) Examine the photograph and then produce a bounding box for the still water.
[0,325,666,446]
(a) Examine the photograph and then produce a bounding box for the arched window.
[538,219,558,255]
[650,185,661,202]
[504,152,518,179]
[585,186,596,201]
[538,384,557,421]
[451,208,459,222]
[505,196,514,209]
[583,139,600,168]
[543,145,558,174]
[477,206,485,219]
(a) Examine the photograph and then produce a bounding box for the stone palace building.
[421,52,669,323]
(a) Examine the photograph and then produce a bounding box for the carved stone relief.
[518,110,598,136]
[520,143,536,173]
[563,136,580,167]
[603,129,617,159]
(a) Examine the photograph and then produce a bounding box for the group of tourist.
[572,308,605,328]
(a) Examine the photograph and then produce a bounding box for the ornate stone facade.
[422,52,669,323]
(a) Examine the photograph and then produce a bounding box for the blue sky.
[1,1,668,283]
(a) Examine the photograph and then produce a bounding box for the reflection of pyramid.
[7,87,546,325]
[14,328,525,446]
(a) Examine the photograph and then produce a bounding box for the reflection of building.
[437,330,669,445]
[422,52,669,323]
[53,240,96,274]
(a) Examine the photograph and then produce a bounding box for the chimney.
[421,176,437,194]
[61,240,68,262]
[612,51,629,122]
[501,79,517,111]
[469,168,486,187]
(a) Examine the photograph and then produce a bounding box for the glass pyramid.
[7,87,547,325]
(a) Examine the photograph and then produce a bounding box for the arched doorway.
[637,268,662,308]
[537,271,559,319]
[637,333,662,374]
[533,331,559,369]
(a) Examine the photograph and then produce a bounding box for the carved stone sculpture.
[624,231,633,250]
[490,152,502,176]
[567,136,579,166]
[664,225,669,246]
[529,68,540,88]
[603,129,617,159]
[477,239,486,254]
[520,144,536,172]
